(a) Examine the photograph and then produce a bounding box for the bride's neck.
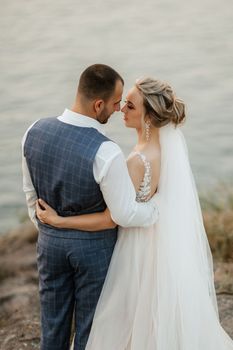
[136,126,160,148]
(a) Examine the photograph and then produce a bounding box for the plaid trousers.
[37,230,117,350]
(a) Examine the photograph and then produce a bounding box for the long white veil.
[153,123,233,349]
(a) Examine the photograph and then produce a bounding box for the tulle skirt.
[85,224,233,350]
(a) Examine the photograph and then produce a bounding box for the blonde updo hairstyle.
[136,78,186,128]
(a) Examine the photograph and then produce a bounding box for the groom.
[22,64,158,350]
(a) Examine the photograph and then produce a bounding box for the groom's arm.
[21,123,38,228]
[94,142,159,227]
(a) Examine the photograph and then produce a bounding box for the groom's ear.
[94,99,105,115]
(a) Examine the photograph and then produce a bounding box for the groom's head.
[74,64,124,124]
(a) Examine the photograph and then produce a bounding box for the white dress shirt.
[22,109,158,228]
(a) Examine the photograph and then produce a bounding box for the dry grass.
[200,185,233,262]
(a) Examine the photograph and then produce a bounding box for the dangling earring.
[145,120,151,142]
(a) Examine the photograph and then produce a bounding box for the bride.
[36,77,233,349]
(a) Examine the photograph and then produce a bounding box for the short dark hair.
[78,64,124,101]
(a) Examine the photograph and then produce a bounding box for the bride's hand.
[36,199,62,227]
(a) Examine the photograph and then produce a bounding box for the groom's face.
[97,80,123,124]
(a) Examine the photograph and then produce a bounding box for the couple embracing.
[22,64,233,349]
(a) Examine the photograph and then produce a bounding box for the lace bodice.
[132,152,152,203]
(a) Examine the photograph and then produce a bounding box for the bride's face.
[121,86,145,129]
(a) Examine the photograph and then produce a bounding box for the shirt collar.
[57,109,105,135]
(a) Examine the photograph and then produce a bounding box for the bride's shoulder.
[127,151,145,170]
[126,152,146,191]
[127,151,145,177]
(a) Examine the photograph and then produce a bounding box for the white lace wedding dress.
[84,124,233,350]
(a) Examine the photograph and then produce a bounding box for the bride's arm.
[36,199,116,231]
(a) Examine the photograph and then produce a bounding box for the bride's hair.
[135,78,186,127]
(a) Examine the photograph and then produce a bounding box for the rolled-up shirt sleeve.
[94,142,159,227]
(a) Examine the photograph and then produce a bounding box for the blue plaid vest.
[24,117,118,239]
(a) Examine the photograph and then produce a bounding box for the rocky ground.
[0,222,40,350]
[0,221,232,350]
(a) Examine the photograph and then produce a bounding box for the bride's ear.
[143,114,151,124]
[94,99,105,115]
